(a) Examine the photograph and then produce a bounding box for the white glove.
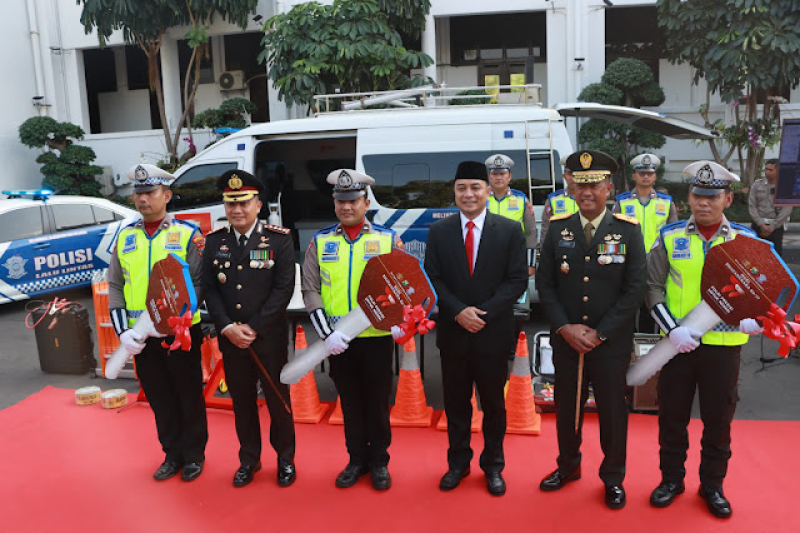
[391,325,405,341]
[148,322,168,339]
[668,326,701,353]
[120,329,146,355]
[739,318,763,335]
[324,330,352,355]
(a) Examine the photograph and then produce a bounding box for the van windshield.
[363,151,553,209]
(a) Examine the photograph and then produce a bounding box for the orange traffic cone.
[437,386,483,433]
[200,335,213,383]
[290,326,330,424]
[505,332,541,435]
[328,395,344,425]
[390,337,434,427]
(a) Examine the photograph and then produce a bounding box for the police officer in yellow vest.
[613,154,677,333]
[485,154,537,275]
[646,161,762,519]
[540,157,579,247]
[301,169,403,491]
[107,164,208,482]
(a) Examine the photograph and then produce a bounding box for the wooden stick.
[575,352,584,434]
[247,346,292,415]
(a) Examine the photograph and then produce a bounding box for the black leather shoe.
[233,462,262,488]
[153,461,182,481]
[371,466,392,490]
[539,468,581,491]
[698,485,732,518]
[605,484,626,509]
[650,481,685,508]
[335,463,370,488]
[277,460,296,487]
[181,462,204,482]
[486,472,506,496]
[439,467,470,491]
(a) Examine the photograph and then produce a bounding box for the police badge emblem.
[580,152,593,170]
[696,165,714,185]
[2,254,28,280]
[338,170,353,188]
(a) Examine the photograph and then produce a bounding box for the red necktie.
[465,220,475,277]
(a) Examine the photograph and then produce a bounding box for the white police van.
[168,85,713,301]
[0,190,137,304]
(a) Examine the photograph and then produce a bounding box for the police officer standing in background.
[302,169,403,491]
[203,170,297,488]
[108,164,208,482]
[647,161,762,519]
[613,154,677,333]
[748,158,792,256]
[485,154,537,275]
[540,158,578,247]
[537,150,646,509]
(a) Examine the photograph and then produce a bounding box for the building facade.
[3,0,797,191]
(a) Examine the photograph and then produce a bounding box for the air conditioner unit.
[219,70,246,91]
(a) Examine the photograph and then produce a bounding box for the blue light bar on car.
[2,189,54,200]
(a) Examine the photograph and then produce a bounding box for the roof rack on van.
[313,84,542,114]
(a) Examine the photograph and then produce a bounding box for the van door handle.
[33,243,50,250]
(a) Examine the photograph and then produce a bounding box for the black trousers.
[657,343,741,488]
[752,222,784,256]
[135,324,208,464]
[440,347,508,474]
[220,335,296,467]
[329,336,394,468]
[552,335,630,486]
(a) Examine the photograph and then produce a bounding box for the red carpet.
[1,386,798,532]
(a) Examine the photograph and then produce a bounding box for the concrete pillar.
[422,12,436,84]
[159,37,182,131]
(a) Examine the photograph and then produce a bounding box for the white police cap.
[683,160,740,196]
[127,164,175,192]
[631,153,661,172]
[485,154,514,172]
[326,169,375,200]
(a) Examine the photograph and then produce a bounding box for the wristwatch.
[597,332,607,342]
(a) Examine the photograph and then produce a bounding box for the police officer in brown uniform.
[203,170,297,488]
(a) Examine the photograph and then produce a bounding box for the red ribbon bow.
[757,303,798,357]
[161,311,193,352]
[393,304,436,345]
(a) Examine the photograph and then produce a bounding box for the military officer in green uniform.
[613,153,677,333]
[537,150,647,510]
[107,164,208,482]
[203,170,297,488]
[646,161,762,519]
[301,169,403,491]
[485,154,537,275]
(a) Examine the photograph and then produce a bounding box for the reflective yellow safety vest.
[616,191,673,253]
[315,224,394,338]
[661,221,753,346]
[116,219,201,327]
[487,189,527,229]
[546,189,578,218]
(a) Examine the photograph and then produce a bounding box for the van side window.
[169,162,239,210]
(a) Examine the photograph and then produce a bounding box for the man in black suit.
[424,161,528,496]
[537,150,647,510]
[203,170,297,488]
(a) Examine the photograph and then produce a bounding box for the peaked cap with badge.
[631,153,661,172]
[127,164,175,193]
[566,150,619,184]
[454,161,488,182]
[217,170,264,203]
[683,160,740,196]
[485,154,514,173]
[327,169,374,200]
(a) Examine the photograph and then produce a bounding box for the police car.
[0,190,137,304]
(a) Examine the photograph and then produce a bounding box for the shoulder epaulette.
[265,224,291,235]
[547,189,567,200]
[656,191,673,201]
[549,212,576,222]
[207,226,227,235]
[730,222,757,237]
[510,189,528,198]
[613,213,639,225]
[314,223,338,237]
[172,218,200,231]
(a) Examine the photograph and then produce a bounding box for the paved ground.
[2,241,800,422]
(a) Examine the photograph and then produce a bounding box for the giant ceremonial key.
[105,253,198,379]
[627,234,798,386]
[280,248,436,384]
